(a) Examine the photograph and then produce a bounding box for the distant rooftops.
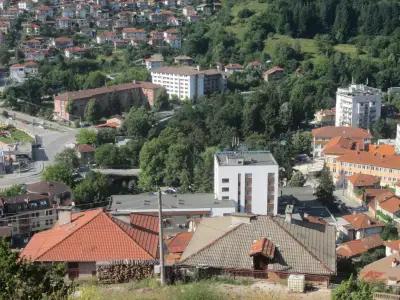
[215,150,277,166]
[312,126,372,139]
[111,193,236,213]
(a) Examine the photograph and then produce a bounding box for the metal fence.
[374,292,400,300]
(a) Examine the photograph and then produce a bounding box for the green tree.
[123,107,154,138]
[332,274,386,300]
[291,131,312,155]
[288,172,306,187]
[55,148,80,168]
[42,163,75,187]
[119,139,143,168]
[73,172,110,207]
[0,184,25,197]
[95,144,124,168]
[96,128,116,145]
[76,128,97,145]
[0,239,72,299]
[84,99,101,124]
[83,71,106,89]
[314,166,335,204]
[193,147,218,192]
[153,89,170,111]
[381,222,399,241]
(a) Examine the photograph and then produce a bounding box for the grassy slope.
[0,127,33,144]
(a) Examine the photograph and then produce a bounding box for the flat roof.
[110,193,236,212]
[215,150,278,166]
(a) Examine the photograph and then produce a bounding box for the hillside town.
[0,0,400,299]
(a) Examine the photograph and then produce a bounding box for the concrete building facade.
[335,84,382,129]
[214,151,279,216]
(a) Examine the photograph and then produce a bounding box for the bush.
[175,282,221,300]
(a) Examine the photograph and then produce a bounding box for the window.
[222,178,229,183]
[222,187,229,192]
[222,196,229,200]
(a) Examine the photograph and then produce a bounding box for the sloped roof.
[337,151,400,169]
[342,213,384,230]
[167,232,193,254]
[360,254,400,283]
[379,197,400,214]
[384,240,400,252]
[347,173,380,187]
[311,126,371,139]
[323,136,364,156]
[180,215,336,276]
[21,209,159,262]
[336,235,383,258]
[368,144,396,156]
[76,143,95,153]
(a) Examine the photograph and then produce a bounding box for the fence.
[373,292,400,300]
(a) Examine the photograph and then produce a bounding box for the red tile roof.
[122,27,145,33]
[264,66,284,76]
[379,197,400,214]
[249,237,275,258]
[342,213,384,230]
[336,234,384,258]
[384,240,400,252]
[311,126,372,139]
[337,151,400,169]
[323,136,364,156]
[347,173,380,187]
[368,144,396,156]
[21,209,159,262]
[167,232,193,254]
[76,143,95,153]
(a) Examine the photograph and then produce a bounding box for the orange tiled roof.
[311,126,371,139]
[323,136,364,156]
[337,151,400,169]
[249,237,275,258]
[368,144,396,156]
[167,232,193,254]
[21,209,159,262]
[342,213,384,230]
[336,234,383,258]
[379,196,400,214]
[76,144,95,153]
[347,173,380,187]
[384,240,400,252]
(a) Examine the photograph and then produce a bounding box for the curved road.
[0,109,77,186]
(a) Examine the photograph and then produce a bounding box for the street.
[0,108,78,186]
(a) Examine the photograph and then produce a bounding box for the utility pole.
[158,189,165,285]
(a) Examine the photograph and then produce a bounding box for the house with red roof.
[21,208,159,279]
[385,240,400,257]
[346,173,380,202]
[166,232,193,264]
[337,213,384,240]
[336,234,384,259]
[359,254,400,287]
[263,66,284,82]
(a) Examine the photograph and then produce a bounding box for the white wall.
[214,156,279,215]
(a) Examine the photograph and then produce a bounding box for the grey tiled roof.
[180,215,336,276]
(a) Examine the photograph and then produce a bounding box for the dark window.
[267,173,275,216]
[222,178,229,183]
[222,196,229,200]
[245,173,252,213]
[222,187,229,192]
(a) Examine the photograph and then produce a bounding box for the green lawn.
[0,127,33,144]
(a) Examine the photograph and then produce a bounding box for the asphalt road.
[0,109,77,186]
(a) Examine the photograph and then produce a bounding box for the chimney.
[196,65,200,71]
[391,258,399,268]
[216,65,221,72]
[132,80,136,84]
[58,207,72,225]
[285,205,294,223]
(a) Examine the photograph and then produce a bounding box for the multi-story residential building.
[214,150,279,215]
[96,31,117,44]
[144,54,163,70]
[54,81,164,121]
[311,126,372,158]
[150,66,226,100]
[335,84,382,129]
[313,108,336,126]
[0,193,57,245]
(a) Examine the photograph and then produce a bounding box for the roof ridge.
[36,209,103,260]
[180,222,244,264]
[271,217,335,274]
[110,215,158,259]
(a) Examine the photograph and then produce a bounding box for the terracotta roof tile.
[342,213,384,230]
[384,240,400,252]
[368,144,396,156]
[337,151,400,169]
[21,209,158,262]
[311,126,372,139]
[167,232,193,254]
[379,197,400,214]
[336,235,384,258]
[360,254,400,283]
[249,237,275,258]
[347,173,380,187]
[76,144,95,153]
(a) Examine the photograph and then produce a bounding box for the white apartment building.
[214,151,279,216]
[335,84,382,129]
[151,66,205,100]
